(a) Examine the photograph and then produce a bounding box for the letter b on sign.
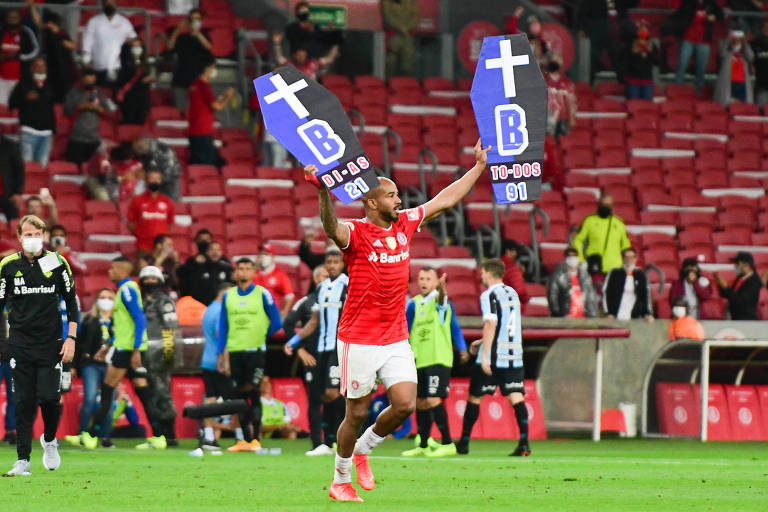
[495,104,529,156]
[298,119,346,165]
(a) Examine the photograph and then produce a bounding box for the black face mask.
[547,62,561,73]
[141,282,160,294]
[296,10,309,21]
[197,240,210,254]
[147,182,162,192]
[83,83,95,91]
[597,205,612,218]
[103,5,116,16]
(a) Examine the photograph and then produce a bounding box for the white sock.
[204,427,215,442]
[235,428,244,441]
[354,425,386,455]
[333,454,353,484]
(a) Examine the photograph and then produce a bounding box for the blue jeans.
[78,363,107,434]
[0,361,15,432]
[20,131,52,167]
[626,83,654,100]
[732,82,747,102]
[675,40,710,93]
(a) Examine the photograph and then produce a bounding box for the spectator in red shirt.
[127,168,175,255]
[671,0,724,93]
[624,20,659,100]
[272,32,338,80]
[500,240,529,312]
[187,55,234,167]
[544,54,576,138]
[0,9,40,106]
[253,243,295,318]
[714,30,754,105]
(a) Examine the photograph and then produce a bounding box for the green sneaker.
[427,437,440,450]
[413,434,421,447]
[149,435,167,450]
[64,434,81,447]
[426,443,458,458]
[401,446,428,457]
[82,432,98,450]
[135,440,152,450]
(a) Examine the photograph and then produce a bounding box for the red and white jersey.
[338,205,425,346]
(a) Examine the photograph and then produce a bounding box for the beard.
[383,208,399,223]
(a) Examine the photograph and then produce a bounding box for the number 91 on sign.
[489,162,541,203]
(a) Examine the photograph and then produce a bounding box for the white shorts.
[337,339,418,399]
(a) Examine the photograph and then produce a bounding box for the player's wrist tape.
[287,334,301,347]
[304,171,323,190]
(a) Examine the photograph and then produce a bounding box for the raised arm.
[422,139,490,224]
[305,165,350,248]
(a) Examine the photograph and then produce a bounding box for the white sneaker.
[305,444,335,456]
[40,434,61,471]
[4,459,31,476]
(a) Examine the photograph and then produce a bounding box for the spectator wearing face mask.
[272,32,338,81]
[668,298,705,342]
[34,10,76,104]
[49,224,87,275]
[63,69,116,165]
[126,169,175,255]
[285,1,343,59]
[116,39,153,125]
[547,247,598,318]
[167,8,212,113]
[508,10,552,67]
[714,29,754,105]
[573,193,631,275]
[602,247,654,322]
[544,53,576,138]
[132,138,182,202]
[668,258,713,320]
[253,243,295,319]
[81,0,137,87]
[188,55,235,167]
[715,251,761,320]
[624,21,659,100]
[9,58,55,167]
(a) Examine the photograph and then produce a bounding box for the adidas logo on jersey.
[373,239,383,248]
[368,250,409,264]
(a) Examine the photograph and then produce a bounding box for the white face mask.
[565,256,579,268]
[672,306,687,318]
[97,298,115,312]
[21,237,43,255]
[260,255,273,269]
[191,19,202,30]
[33,73,47,82]
[732,44,742,52]
[624,264,635,273]
[131,46,143,57]
[209,68,217,79]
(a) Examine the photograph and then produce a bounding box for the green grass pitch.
[1,439,766,511]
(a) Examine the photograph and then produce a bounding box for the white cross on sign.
[485,38,529,99]
[264,74,309,119]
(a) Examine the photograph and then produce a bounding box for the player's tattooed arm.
[316,178,351,248]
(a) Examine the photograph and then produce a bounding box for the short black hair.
[188,7,203,16]
[201,53,216,69]
[564,246,578,257]
[43,10,62,24]
[195,228,212,239]
[153,234,169,247]
[325,249,343,261]
[482,258,506,279]
[502,239,519,253]
[672,298,688,308]
[112,255,132,264]
[82,68,98,77]
[50,224,66,235]
[622,247,637,257]
[419,266,438,276]
[236,257,254,266]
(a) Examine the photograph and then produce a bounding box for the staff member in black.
[0,215,78,476]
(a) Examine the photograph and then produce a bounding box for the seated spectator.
[167,8,212,113]
[36,10,76,103]
[50,224,87,275]
[0,135,23,222]
[624,20,659,100]
[260,376,299,440]
[116,39,153,125]
[81,0,136,88]
[753,20,768,107]
[602,248,654,321]
[138,234,180,289]
[285,1,343,58]
[9,57,55,167]
[547,247,598,318]
[127,169,175,256]
[382,0,418,77]
[188,56,235,167]
[499,239,529,312]
[273,32,338,80]
[715,251,761,320]
[177,238,233,306]
[668,298,705,342]
[573,193,631,275]
[669,258,713,320]
[0,9,39,106]
[544,54,576,138]
[714,29,753,105]
[670,0,723,94]
[63,69,115,165]
[26,193,58,228]
[254,243,295,318]
[176,294,208,326]
[132,138,182,201]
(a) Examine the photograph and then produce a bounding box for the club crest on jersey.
[396,233,407,246]
[385,237,397,250]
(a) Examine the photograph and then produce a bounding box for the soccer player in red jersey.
[305,139,490,502]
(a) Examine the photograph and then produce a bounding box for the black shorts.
[469,365,525,397]
[10,357,62,404]
[303,350,340,392]
[229,351,265,389]
[110,348,149,380]
[202,369,234,399]
[416,364,451,398]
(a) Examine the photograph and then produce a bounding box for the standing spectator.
[50,224,87,275]
[547,247,598,318]
[499,240,530,312]
[167,8,212,113]
[0,9,39,106]
[9,58,55,167]
[39,11,76,104]
[668,298,705,341]
[0,310,15,445]
[382,0,419,77]
[25,193,58,228]
[670,0,724,94]
[81,0,137,88]
[285,1,342,59]
[272,32,338,80]
[544,54,576,138]
[127,169,176,255]
[188,56,234,167]
[716,251,761,320]
[0,135,24,222]
[714,30,754,105]
[602,248,654,321]
[668,258,713,320]
[116,39,153,125]
[573,193,631,275]
[63,69,115,165]
[177,239,233,305]
[754,20,768,107]
[253,243,295,318]
[138,234,180,289]
[576,0,631,82]
[624,20,659,100]
[132,138,182,201]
